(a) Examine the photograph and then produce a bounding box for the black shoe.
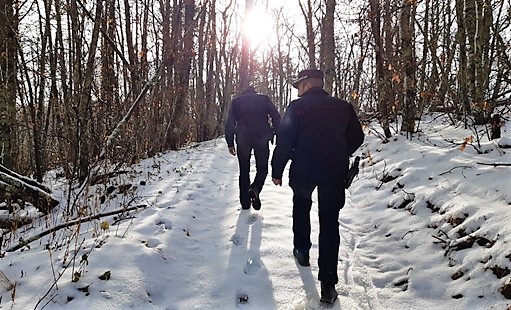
[320,282,338,304]
[248,188,261,210]
[293,248,310,267]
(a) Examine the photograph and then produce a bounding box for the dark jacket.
[271,87,364,185]
[225,89,281,147]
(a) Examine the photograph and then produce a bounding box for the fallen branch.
[0,165,59,214]
[439,165,472,176]
[6,204,147,252]
[432,235,448,244]
[0,165,52,194]
[365,122,390,143]
[476,162,511,167]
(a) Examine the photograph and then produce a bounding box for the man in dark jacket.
[271,69,364,304]
[225,86,281,210]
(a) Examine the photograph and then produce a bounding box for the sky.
[0,112,510,309]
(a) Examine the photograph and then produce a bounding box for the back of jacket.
[272,87,364,185]
[225,91,281,147]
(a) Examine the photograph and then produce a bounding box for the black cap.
[292,69,324,88]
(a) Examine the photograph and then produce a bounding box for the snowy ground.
[0,113,510,310]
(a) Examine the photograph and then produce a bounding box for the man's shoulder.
[331,97,352,107]
[295,95,354,118]
[301,92,348,105]
[255,93,272,101]
[235,93,271,101]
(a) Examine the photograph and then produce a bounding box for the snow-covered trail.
[6,138,381,310]
[133,138,383,309]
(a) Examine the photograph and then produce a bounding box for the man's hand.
[228,147,236,156]
[272,178,282,186]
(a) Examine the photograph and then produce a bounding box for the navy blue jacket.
[271,87,364,185]
[225,89,281,147]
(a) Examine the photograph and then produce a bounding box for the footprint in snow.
[155,219,173,231]
[245,214,260,225]
[392,276,409,291]
[142,237,161,248]
[230,234,245,246]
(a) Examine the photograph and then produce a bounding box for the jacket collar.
[302,86,328,97]
[242,89,257,95]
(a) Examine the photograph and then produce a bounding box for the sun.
[242,7,274,50]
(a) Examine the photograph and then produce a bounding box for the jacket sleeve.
[225,101,236,148]
[271,103,296,179]
[345,105,365,156]
[267,97,281,131]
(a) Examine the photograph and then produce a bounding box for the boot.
[293,248,310,267]
[320,282,338,304]
[248,187,261,210]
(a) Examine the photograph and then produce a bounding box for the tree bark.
[320,0,335,94]
[400,0,417,134]
[0,0,17,169]
[455,0,469,124]
[165,0,197,150]
[369,0,391,139]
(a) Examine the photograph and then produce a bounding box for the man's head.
[292,69,324,96]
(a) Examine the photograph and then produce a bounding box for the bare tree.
[399,0,417,134]
[215,0,237,135]
[320,0,335,93]
[369,0,392,138]
[456,0,494,125]
[0,0,17,169]
[299,0,318,69]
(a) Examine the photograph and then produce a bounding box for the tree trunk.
[466,0,493,125]
[0,0,17,169]
[369,0,391,139]
[166,0,197,150]
[320,0,335,94]
[239,0,253,92]
[77,0,103,181]
[455,0,469,124]
[203,0,217,140]
[216,1,236,136]
[400,0,417,134]
[434,2,456,112]
[299,0,316,69]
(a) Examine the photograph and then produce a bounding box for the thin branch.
[75,0,132,70]
[476,162,511,167]
[99,63,165,160]
[6,205,147,253]
[439,165,472,176]
[432,235,448,244]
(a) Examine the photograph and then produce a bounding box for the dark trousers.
[291,180,345,284]
[236,138,270,207]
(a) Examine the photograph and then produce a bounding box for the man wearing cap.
[271,69,364,304]
[225,86,281,210]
